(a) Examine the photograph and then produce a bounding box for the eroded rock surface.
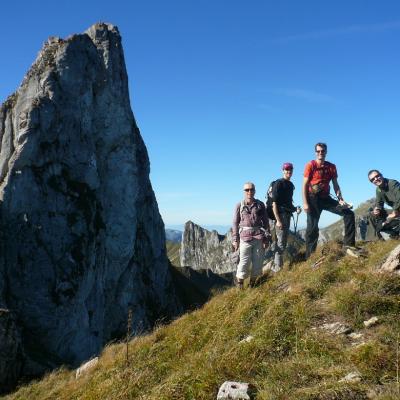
[0,22,180,386]
[180,221,304,274]
[180,221,235,274]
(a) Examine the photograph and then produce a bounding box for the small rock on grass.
[321,322,352,335]
[363,316,379,328]
[239,335,254,344]
[76,357,99,379]
[217,381,250,400]
[339,371,362,383]
[348,332,364,340]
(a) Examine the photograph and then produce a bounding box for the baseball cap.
[282,162,293,170]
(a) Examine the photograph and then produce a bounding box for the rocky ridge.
[180,221,237,274]
[180,220,304,274]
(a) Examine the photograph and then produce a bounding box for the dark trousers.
[369,209,400,239]
[305,195,355,258]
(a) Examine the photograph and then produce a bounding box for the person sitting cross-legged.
[368,169,400,240]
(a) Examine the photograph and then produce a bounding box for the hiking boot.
[235,278,244,290]
[249,278,258,288]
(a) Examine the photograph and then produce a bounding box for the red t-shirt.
[304,160,337,195]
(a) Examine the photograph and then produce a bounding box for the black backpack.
[265,180,277,220]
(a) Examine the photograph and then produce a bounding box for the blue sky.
[1,1,399,232]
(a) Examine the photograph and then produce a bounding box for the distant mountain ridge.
[165,229,182,243]
[179,220,304,275]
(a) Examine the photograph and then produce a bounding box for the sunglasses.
[316,149,326,154]
[244,188,255,192]
[369,174,381,183]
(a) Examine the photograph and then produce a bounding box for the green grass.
[4,240,400,400]
[166,240,181,266]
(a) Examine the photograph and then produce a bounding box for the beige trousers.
[236,239,264,280]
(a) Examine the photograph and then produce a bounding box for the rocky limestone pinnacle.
[0,22,180,389]
[180,221,237,274]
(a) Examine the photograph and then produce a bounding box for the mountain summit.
[0,23,180,391]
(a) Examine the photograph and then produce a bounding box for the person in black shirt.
[271,162,301,271]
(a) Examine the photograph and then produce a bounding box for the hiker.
[357,216,368,241]
[302,142,355,258]
[269,162,301,271]
[367,170,400,239]
[232,182,271,288]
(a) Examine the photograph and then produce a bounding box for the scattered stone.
[321,322,352,335]
[275,282,292,292]
[379,244,400,273]
[217,381,250,400]
[76,357,99,379]
[262,260,275,274]
[346,248,360,258]
[339,371,362,383]
[363,317,379,328]
[348,332,364,340]
[239,335,254,344]
[312,256,325,269]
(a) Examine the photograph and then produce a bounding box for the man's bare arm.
[332,177,343,200]
[272,202,282,228]
[302,176,310,213]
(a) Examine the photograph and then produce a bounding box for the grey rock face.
[180,221,304,275]
[0,22,180,381]
[180,221,237,274]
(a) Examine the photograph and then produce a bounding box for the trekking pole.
[293,212,299,235]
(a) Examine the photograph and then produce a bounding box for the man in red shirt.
[302,142,355,258]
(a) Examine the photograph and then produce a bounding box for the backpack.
[265,180,277,220]
[239,199,265,219]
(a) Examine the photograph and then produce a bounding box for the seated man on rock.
[368,169,400,239]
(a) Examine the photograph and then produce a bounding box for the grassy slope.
[4,240,400,400]
[166,241,181,266]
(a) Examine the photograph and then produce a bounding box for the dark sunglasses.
[369,174,381,183]
[244,188,255,192]
[316,149,326,154]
